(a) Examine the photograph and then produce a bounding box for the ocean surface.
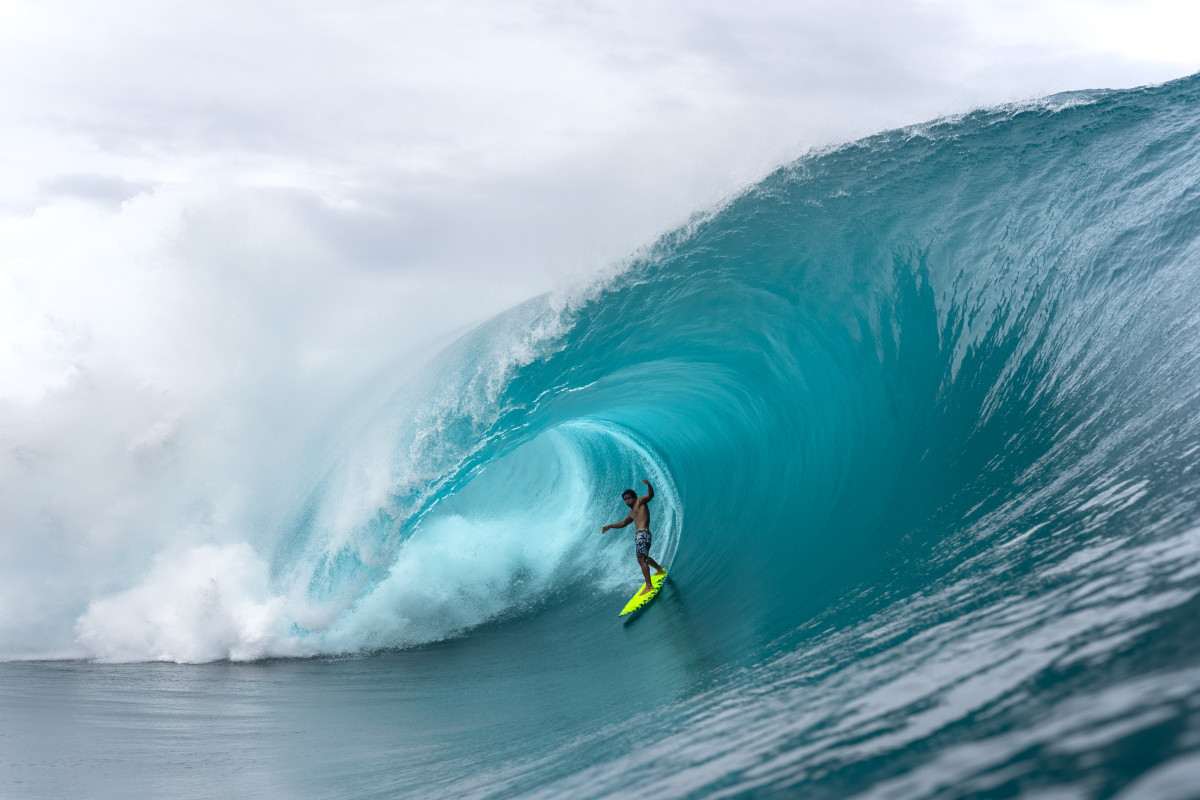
[5,74,1200,798]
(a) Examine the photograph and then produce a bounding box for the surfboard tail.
[619,571,668,616]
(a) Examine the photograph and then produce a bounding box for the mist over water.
[6,75,1200,797]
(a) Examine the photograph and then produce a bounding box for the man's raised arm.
[602,515,633,534]
[640,479,654,503]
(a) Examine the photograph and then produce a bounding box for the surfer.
[601,479,666,595]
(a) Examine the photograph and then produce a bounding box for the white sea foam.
[75,543,303,663]
[64,418,680,663]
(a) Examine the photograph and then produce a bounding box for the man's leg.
[645,555,666,575]
[638,555,654,594]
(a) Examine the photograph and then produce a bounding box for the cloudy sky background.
[0,0,1197,656]
[5,1,1199,292]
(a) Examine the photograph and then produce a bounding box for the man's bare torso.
[629,499,650,530]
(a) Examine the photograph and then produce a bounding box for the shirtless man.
[601,479,666,595]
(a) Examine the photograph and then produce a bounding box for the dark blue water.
[6,74,1200,798]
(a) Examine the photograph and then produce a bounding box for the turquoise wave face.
[259,75,1200,793]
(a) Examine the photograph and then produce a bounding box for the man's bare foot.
[653,569,666,575]
[640,583,654,595]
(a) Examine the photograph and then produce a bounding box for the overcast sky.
[2,0,1197,298]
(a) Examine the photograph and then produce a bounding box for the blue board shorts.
[635,529,652,557]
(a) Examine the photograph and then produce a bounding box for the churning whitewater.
[8,74,1200,797]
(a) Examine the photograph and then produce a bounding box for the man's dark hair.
[622,489,637,500]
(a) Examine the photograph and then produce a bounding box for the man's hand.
[601,525,610,534]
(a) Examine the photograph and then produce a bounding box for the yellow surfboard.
[619,570,668,616]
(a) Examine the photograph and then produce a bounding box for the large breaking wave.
[34,73,1200,794]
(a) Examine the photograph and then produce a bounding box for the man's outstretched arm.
[639,479,654,504]
[602,515,633,533]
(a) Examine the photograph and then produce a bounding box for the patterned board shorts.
[635,529,652,557]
